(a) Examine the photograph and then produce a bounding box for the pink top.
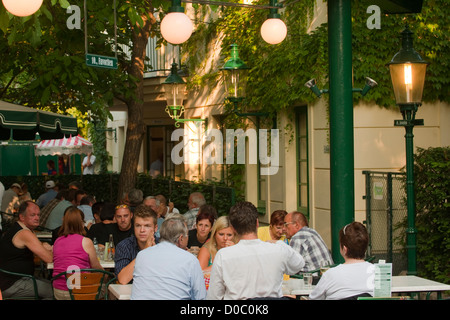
[53,234,91,291]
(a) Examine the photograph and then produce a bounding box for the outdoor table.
[47,260,115,270]
[288,275,450,300]
[391,276,450,299]
[35,231,53,243]
[285,278,315,297]
[109,279,311,300]
[108,284,132,300]
[108,275,450,300]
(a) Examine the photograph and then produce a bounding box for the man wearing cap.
[1,183,22,216]
[36,180,57,208]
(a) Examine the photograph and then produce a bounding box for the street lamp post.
[163,62,207,127]
[221,44,249,107]
[387,25,428,275]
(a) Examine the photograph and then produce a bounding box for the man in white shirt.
[82,152,96,175]
[206,201,305,300]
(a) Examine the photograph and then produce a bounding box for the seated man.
[284,211,334,273]
[183,192,206,230]
[45,192,72,231]
[77,195,96,227]
[35,180,57,208]
[87,203,134,247]
[131,216,206,300]
[115,204,158,284]
[0,201,53,299]
[206,201,305,300]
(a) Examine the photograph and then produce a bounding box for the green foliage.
[0,0,171,115]
[413,147,450,283]
[184,0,449,114]
[88,121,111,174]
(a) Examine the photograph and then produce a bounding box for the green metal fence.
[363,171,407,275]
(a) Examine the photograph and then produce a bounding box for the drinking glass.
[320,261,330,275]
[303,273,313,287]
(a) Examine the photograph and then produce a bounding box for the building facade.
[107,1,450,248]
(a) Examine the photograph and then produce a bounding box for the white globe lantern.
[260,18,287,45]
[2,0,43,17]
[161,12,193,45]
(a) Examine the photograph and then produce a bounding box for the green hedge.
[413,147,450,284]
[0,174,236,216]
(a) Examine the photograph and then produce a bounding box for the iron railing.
[363,171,407,275]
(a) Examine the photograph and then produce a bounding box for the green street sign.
[86,54,118,69]
[394,119,424,127]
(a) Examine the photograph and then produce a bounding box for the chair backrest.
[53,269,115,300]
[341,292,373,300]
[68,272,104,300]
[0,268,39,300]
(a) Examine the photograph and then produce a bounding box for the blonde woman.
[197,216,237,271]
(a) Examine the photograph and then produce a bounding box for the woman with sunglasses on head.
[309,222,375,300]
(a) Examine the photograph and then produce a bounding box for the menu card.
[373,261,392,297]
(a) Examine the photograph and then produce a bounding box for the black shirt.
[187,228,210,248]
[86,223,134,246]
[0,222,35,291]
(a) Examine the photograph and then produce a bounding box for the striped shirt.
[114,235,159,281]
[289,227,333,272]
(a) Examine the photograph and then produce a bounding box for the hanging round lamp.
[2,0,43,17]
[260,0,287,44]
[160,0,193,44]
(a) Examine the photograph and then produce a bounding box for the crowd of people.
[0,179,375,300]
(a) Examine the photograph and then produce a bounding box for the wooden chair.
[52,269,115,300]
[0,268,39,300]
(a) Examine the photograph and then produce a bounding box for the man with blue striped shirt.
[284,211,334,273]
[114,205,159,284]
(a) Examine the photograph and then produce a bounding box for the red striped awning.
[35,135,93,156]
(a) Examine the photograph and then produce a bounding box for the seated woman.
[187,204,217,253]
[197,216,237,271]
[52,206,103,300]
[257,210,288,243]
[309,222,374,300]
